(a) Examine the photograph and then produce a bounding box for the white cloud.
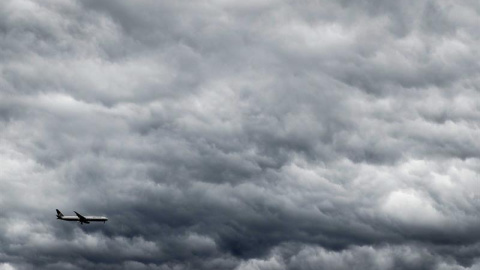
[381,190,446,227]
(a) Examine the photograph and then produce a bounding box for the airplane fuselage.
[58,216,108,222]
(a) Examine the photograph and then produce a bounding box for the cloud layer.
[1,0,480,269]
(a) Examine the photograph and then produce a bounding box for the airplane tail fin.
[56,209,64,218]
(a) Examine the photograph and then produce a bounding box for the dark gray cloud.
[1,0,480,269]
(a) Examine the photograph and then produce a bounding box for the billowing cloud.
[1,0,479,269]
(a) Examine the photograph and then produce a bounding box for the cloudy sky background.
[1,0,480,269]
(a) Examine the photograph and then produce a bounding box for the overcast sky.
[1,0,480,269]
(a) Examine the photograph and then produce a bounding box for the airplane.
[56,209,108,224]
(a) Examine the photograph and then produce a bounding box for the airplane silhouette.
[56,209,108,224]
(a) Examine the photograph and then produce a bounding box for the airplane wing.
[74,211,90,224]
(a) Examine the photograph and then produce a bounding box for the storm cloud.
[1,0,480,269]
